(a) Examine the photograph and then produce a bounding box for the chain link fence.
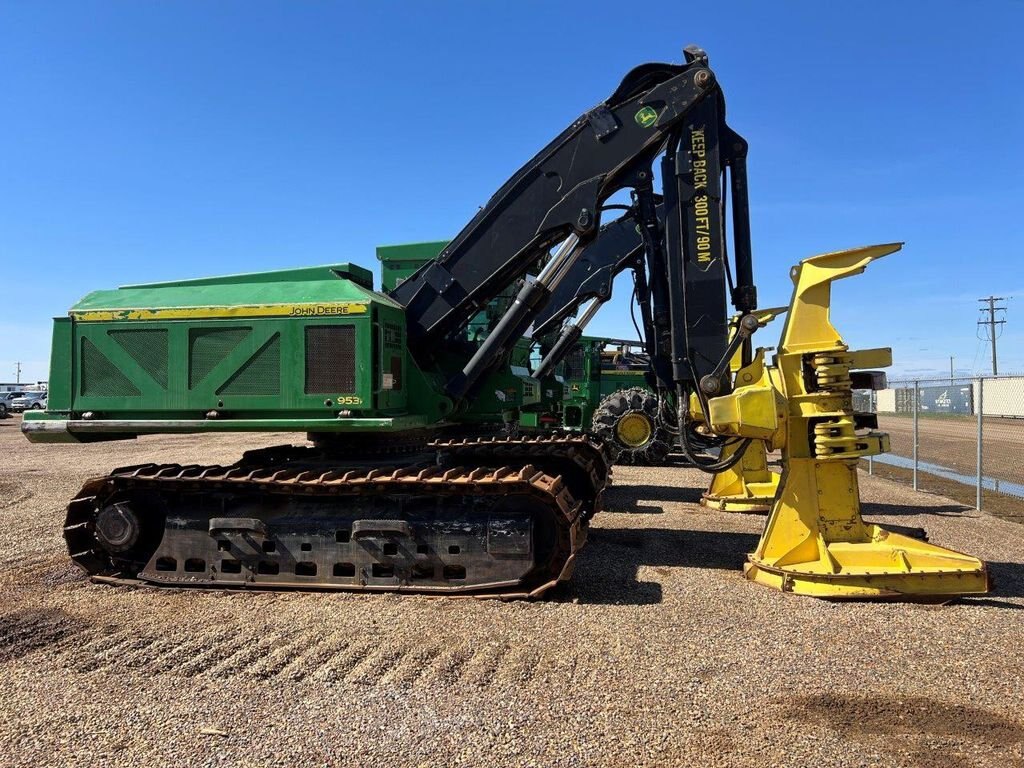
[856,375,1024,519]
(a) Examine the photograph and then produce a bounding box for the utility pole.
[950,355,954,383]
[14,362,21,384]
[977,296,1007,376]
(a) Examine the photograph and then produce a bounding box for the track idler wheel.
[64,477,168,579]
[94,502,142,553]
[591,387,669,465]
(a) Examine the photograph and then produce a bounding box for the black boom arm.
[389,46,754,403]
[389,52,721,399]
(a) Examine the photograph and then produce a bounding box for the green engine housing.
[24,244,541,443]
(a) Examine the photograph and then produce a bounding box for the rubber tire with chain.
[590,386,670,465]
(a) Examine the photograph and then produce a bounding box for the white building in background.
[0,381,47,393]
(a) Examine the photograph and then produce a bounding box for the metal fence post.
[912,380,919,490]
[976,377,984,511]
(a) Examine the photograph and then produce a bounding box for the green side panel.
[109,328,169,388]
[46,319,73,412]
[217,335,281,396]
[376,241,449,293]
[81,337,142,397]
[403,356,449,424]
[70,316,375,417]
[189,328,250,388]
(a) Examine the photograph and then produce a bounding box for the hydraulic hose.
[674,384,752,473]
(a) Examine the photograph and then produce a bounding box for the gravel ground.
[1,415,1023,768]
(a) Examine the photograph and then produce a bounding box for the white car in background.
[0,391,28,418]
[9,392,46,412]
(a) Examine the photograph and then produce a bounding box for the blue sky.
[2,1,1022,383]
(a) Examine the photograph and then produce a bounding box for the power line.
[977,296,1009,375]
[969,335,985,375]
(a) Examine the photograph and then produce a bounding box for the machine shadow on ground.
[861,500,975,518]
[602,483,705,514]
[975,560,1024,604]
[575,485,1024,606]
[567,527,760,605]
[571,529,1024,607]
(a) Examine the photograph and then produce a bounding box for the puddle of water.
[872,453,1024,498]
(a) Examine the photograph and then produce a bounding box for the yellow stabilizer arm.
[707,243,989,600]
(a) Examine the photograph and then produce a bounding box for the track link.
[63,434,609,598]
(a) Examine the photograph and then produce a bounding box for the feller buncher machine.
[24,46,989,600]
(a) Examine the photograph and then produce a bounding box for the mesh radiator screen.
[305,325,356,394]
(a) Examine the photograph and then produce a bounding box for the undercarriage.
[64,435,610,598]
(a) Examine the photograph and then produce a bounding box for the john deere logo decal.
[634,106,658,128]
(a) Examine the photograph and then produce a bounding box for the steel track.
[63,435,611,598]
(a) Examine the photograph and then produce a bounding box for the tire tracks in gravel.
[1,552,87,589]
[0,479,33,510]
[0,607,91,663]
[37,618,560,691]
